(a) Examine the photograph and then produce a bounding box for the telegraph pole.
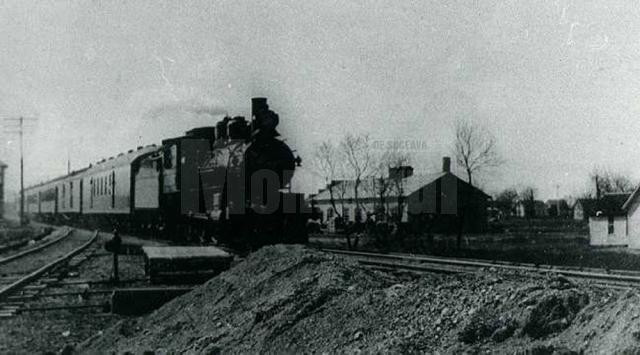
[556,184,560,217]
[3,116,37,225]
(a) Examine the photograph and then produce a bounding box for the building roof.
[313,172,446,202]
[574,198,597,215]
[594,193,631,217]
[546,199,568,206]
[312,171,495,202]
[622,186,640,211]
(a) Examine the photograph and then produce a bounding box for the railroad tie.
[0,310,15,318]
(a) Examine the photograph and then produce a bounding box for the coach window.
[608,215,615,235]
[213,193,220,210]
[111,172,115,208]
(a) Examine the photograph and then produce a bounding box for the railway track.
[0,230,101,317]
[0,227,53,255]
[323,248,640,289]
[0,227,72,265]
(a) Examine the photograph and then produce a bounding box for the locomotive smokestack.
[251,97,279,136]
[251,97,268,119]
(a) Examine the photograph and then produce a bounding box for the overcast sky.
[1,0,640,200]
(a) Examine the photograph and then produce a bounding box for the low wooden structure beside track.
[142,246,233,284]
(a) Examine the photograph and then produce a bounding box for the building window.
[70,181,73,208]
[608,215,615,235]
[327,207,334,219]
[343,206,350,222]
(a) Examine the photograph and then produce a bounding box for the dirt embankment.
[79,245,640,354]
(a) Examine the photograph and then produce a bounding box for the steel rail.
[0,227,73,266]
[0,230,99,302]
[324,248,640,286]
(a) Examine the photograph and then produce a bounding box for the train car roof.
[82,145,159,173]
[24,144,159,191]
[24,166,92,192]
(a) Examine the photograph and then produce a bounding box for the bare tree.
[590,168,635,199]
[495,188,519,217]
[371,146,411,221]
[340,134,373,224]
[313,136,373,249]
[454,120,502,187]
[314,134,419,248]
[519,186,537,218]
[384,148,412,226]
[312,141,347,223]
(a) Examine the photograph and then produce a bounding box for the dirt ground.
[78,244,640,354]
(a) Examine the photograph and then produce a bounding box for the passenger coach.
[24,145,160,230]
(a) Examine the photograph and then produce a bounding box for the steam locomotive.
[24,98,309,248]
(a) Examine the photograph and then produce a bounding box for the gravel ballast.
[77,244,640,354]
